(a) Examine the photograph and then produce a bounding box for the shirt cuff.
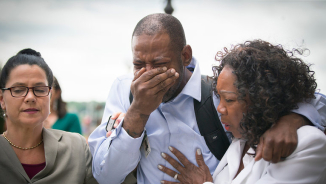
[110,118,145,153]
[292,102,323,130]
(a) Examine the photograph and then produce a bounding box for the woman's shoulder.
[44,128,86,144]
[293,125,326,155]
[297,125,325,141]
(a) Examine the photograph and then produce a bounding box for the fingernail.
[175,72,179,77]
[161,152,166,158]
[158,165,163,170]
[163,67,167,71]
[197,148,201,155]
[168,146,173,152]
[160,181,164,184]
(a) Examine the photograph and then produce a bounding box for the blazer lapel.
[0,136,30,182]
[32,128,62,181]
[227,139,245,180]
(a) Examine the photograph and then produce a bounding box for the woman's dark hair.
[212,40,317,150]
[0,48,54,89]
[53,77,67,119]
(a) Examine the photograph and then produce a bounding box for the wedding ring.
[174,173,178,180]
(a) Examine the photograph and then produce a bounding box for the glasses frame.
[1,86,52,98]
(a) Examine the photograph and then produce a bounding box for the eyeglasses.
[1,86,52,97]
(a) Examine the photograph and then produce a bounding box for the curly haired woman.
[158,40,326,184]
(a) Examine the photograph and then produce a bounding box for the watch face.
[105,115,116,132]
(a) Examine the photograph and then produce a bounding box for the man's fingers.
[135,67,167,83]
[255,137,264,161]
[161,151,186,174]
[106,131,112,138]
[133,67,146,81]
[146,68,179,89]
[157,164,180,181]
[271,141,283,163]
[261,137,274,162]
[153,72,179,95]
[111,112,122,120]
[113,113,125,129]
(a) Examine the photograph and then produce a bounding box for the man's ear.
[0,91,6,111]
[181,45,192,67]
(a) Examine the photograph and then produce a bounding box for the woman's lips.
[222,122,230,131]
[23,108,39,114]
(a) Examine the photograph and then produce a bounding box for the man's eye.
[133,64,143,68]
[155,63,167,66]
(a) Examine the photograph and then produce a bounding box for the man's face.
[132,32,184,102]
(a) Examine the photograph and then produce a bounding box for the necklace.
[2,132,43,150]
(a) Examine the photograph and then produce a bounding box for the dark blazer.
[0,128,98,184]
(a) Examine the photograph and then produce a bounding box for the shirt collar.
[177,57,201,102]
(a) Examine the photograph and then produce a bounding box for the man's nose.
[145,64,153,71]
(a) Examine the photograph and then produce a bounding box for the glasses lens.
[34,87,50,97]
[11,87,28,97]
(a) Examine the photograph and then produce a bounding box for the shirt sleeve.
[292,93,326,131]
[88,76,144,184]
[254,126,326,184]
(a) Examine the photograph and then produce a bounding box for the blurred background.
[1,0,325,137]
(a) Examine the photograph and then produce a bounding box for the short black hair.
[0,48,54,89]
[132,13,186,52]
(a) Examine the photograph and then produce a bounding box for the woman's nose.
[217,103,226,115]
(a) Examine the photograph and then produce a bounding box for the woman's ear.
[0,91,6,110]
[181,45,193,66]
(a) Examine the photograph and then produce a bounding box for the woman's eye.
[225,99,234,103]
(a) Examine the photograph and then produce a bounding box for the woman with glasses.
[158,40,326,184]
[0,49,98,184]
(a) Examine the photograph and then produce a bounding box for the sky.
[0,0,325,102]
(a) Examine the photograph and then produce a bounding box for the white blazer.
[204,126,326,184]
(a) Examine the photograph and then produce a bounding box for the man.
[89,13,326,184]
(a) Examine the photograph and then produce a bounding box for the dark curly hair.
[212,40,317,150]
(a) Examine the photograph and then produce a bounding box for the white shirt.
[204,126,326,184]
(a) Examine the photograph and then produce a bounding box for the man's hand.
[130,67,179,115]
[255,113,309,163]
[123,67,179,138]
[106,112,126,137]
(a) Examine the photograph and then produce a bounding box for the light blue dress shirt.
[88,59,326,184]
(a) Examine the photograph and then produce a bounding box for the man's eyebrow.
[133,59,144,63]
[153,57,171,63]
